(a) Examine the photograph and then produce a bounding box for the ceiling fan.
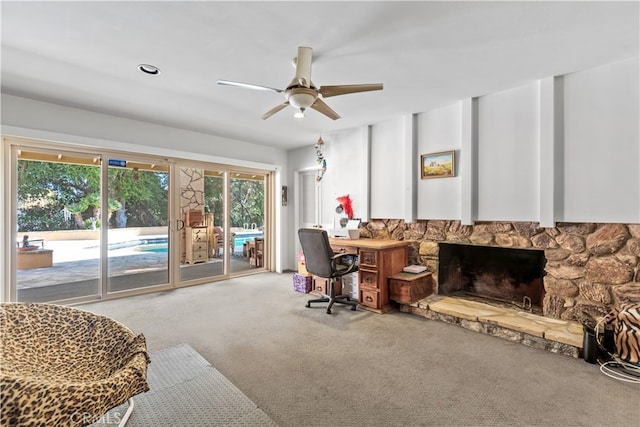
[217,46,383,120]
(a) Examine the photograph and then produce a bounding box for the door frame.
[294,167,322,261]
[2,136,277,303]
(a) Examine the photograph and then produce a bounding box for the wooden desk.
[329,238,409,313]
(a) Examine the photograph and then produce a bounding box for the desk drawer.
[359,289,379,309]
[311,276,342,296]
[359,270,379,289]
[389,280,431,304]
[359,250,377,267]
[332,245,357,256]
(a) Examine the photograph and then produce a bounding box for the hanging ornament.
[315,136,327,183]
[336,194,354,219]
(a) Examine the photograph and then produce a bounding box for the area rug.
[92,344,276,426]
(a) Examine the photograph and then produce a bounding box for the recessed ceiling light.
[138,64,160,75]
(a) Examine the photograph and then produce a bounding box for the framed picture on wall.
[420,150,455,179]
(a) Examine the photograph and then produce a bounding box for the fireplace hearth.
[438,243,546,311]
[356,219,640,356]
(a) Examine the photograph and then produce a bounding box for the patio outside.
[14,150,266,303]
[16,230,259,302]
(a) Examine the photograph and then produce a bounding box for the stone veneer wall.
[180,168,205,213]
[359,220,640,326]
[179,168,205,263]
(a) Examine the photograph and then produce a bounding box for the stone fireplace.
[356,220,640,356]
[360,220,640,326]
[437,243,546,311]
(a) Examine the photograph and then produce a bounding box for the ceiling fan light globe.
[288,92,316,109]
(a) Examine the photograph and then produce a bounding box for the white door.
[295,169,321,256]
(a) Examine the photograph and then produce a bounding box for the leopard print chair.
[0,303,150,427]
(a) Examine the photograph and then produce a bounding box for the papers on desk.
[329,220,361,239]
[330,229,360,239]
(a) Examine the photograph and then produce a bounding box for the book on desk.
[403,265,428,274]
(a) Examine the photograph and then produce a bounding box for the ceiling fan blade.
[294,47,313,87]
[319,83,383,98]
[310,98,341,120]
[261,102,289,120]
[217,80,283,93]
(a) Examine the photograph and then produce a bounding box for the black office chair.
[298,228,358,314]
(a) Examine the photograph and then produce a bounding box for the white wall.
[1,95,286,167]
[287,127,368,231]
[417,103,462,220]
[1,95,289,274]
[323,128,368,226]
[561,57,640,223]
[477,81,540,221]
[304,56,639,230]
[370,116,407,219]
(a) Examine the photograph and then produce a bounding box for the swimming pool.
[128,232,264,256]
[133,243,168,253]
[233,232,263,256]
[233,231,263,247]
[123,237,168,254]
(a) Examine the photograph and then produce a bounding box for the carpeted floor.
[81,272,639,427]
[95,344,275,426]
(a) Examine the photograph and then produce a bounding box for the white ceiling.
[1,1,638,150]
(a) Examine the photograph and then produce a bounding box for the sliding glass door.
[177,166,269,283]
[178,166,227,282]
[230,172,267,272]
[12,146,171,303]
[107,158,170,294]
[15,148,103,302]
[6,138,273,304]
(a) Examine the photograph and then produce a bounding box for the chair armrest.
[330,253,358,275]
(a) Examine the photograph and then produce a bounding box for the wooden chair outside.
[184,209,204,226]
[212,230,236,257]
[250,237,264,267]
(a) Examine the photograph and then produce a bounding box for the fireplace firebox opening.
[438,243,546,311]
